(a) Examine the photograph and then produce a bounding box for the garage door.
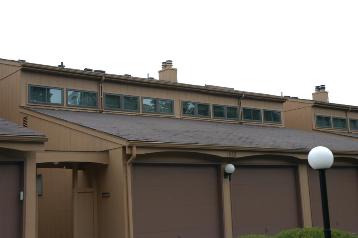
[132,164,222,238]
[0,164,22,238]
[309,167,358,233]
[231,166,301,236]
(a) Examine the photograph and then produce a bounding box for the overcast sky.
[2,0,358,105]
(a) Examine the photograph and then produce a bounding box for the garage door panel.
[133,165,222,238]
[0,164,21,238]
[231,167,301,236]
[309,167,358,232]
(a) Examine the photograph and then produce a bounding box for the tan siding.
[313,107,347,118]
[37,168,73,238]
[22,71,99,107]
[27,115,119,151]
[0,64,22,124]
[283,100,313,131]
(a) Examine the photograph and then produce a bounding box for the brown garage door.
[231,166,301,236]
[132,164,222,238]
[0,164,22,238]
[309,167,358,233]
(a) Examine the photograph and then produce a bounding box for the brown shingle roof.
[0,117,46,142]
[32,109,358,154]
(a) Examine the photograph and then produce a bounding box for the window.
[182,101,196,116]
[242,108,262,121]
[142,97,174,114]
[316,115,331,128]
[104,94,121,110]
[143,98,157,112]
[104,93,139,111]
[332,117,347,129]
[182,101,210,117]
[350,119,358,130]
[213,105,225,118]
[28,85,63,105]
[67,89,97,107]
[197,103,210,117]
[158,99,174,114]
[263,110,282,123]
[213,105,239,120]
[227,107,239,120]
[123,95,139,111]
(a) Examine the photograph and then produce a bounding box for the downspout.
[238,93,244,123]
[99,75,105,112]
[347,106,351,133]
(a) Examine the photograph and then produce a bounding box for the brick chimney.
[312,85,329,102]
[158,60,177,82]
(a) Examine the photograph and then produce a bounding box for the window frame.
[263,109,282,124]
[123,95,140,112]
[315,115,332,129]
[28,84,64,106]
[212,104,239,120]
[332,117,348,130]
[182,101,211,118]
[241,107,262,122]
[66,88,98,108]
[142,97,174,115]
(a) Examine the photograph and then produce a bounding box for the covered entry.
[132,164,222,238]
[231,165,301,236]
[309,164,358,233]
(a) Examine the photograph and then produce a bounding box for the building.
[0,58,357,238]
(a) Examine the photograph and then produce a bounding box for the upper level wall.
[0,63,22,124]
[283,100,313,131]
[19,70,285,126]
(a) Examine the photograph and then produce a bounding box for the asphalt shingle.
[33,109,358,153]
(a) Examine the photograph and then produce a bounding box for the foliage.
[240,228,358,238]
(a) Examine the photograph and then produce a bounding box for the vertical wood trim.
[72,166,79,238]
[91,169,99,238]
[221,165,233,238]
[23,152,37,238]
[298,163,313,227]
[126,163,134,238]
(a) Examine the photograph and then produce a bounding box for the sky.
[1,0,358,105]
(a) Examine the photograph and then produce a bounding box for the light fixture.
[224,164,235,180]
[308,146,334,238]
[308,146,334,170]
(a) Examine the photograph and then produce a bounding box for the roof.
[0,58,285,102]
[0,117,46,142]
[285,97,358,112]
[32,109,358,154]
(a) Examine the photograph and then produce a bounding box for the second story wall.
[283,100,313,131]
[0,61,22,124]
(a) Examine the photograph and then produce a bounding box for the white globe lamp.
[308,146,334,170]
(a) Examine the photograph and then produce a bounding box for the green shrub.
[240,228,358,238]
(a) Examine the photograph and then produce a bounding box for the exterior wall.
[283,100,313,131]
[25,115,120,152]
[37,168,73,238]
[96,148,128,238]
[103,81,237,118]
[20,70,285,126]
[0,62,22,124]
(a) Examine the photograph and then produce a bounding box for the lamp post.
[308,146,334,238]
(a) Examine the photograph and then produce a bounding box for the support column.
[23,152,37,238]
[72,165,79,238]
[298,163,313,227]
[221,165,233,238]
